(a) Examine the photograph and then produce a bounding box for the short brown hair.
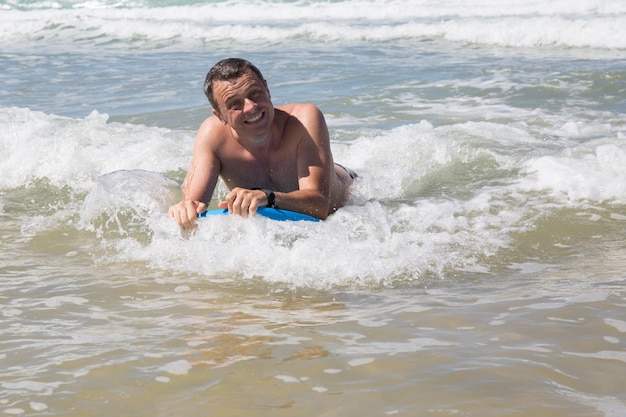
[203,58,265,112]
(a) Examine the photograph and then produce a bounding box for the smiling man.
[168,58,356,229]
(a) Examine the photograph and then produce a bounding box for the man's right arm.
[168,118,221,229]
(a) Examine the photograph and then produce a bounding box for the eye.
[249,89,262,100]
[228,100,242,110]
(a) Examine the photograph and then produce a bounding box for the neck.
[232,127,276,152]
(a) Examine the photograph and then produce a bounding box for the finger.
[248,192,262,216]
[241,191,258,217]
[227,191,238,215]
[174,201,195,229]
[188,201,202,227]
[169,204,187,228]
[196,201,207,215]
[178,212,191,230]
[224,189,238,214]
[232,191,246,217]
[173,209,187,229]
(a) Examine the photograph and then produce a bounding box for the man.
[168,58,356,229]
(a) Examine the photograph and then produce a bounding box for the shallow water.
[1,0,626,415]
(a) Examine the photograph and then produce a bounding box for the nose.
[243,97,257,113]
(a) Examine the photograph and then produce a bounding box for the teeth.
[247,113,262,123]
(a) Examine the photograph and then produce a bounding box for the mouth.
[245,112,264,124]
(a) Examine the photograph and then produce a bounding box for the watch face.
[265,190,275,208]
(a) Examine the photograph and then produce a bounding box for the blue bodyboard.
[197,207,320,222]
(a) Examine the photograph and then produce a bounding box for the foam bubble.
[275,375,300,383]
[605,318,626,333]
[348,357,374,367]
[28,403,47,412]
[159,359,192,375]
[43,296,89,308]
[174,285,191,293]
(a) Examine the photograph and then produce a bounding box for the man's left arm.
[272,104,334,219]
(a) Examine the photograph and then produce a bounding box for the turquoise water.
[1,0,626,415]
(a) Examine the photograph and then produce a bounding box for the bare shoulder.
[195,114,229,148]
[278,103,323,121]
[277,103,327,139]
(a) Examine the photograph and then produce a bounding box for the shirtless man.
[168,58,356,229]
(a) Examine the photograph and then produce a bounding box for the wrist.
[253,188,276,208]
[262,189,276,208]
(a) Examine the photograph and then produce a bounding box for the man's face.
[212,70,274,137]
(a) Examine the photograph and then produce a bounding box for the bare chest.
[219,146,299,192]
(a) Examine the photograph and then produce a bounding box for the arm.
[270,104,334,219]
[168,118,221,228]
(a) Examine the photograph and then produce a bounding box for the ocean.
[1,0,626,415]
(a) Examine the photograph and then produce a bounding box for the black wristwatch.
[254,188,276,208]
[262,189,276,208]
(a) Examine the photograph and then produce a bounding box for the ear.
[212,108,227,125]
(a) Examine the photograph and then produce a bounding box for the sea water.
[1,0,626,415]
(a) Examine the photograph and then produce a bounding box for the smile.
[245,112,263,123]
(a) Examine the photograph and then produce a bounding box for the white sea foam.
[0,108,190,190]
[1,380,61,395]
[1,0,624,50]
[4,106,625,287]
[520,142,626,203]
[604,318,626,333]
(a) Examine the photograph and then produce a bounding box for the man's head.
[204,58,265,113]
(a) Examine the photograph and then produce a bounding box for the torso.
[200,103,351,214]
[210,106,307,192]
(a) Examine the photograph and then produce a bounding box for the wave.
[1,0,625,50]
[4,0,625,15]
[3,106,625,202]
[4,106,626,286]
[0,107,191,190]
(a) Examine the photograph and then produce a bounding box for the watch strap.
[252,188,276,208]
[262,189,276,208]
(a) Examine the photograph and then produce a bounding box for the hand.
[168,200,208,229]
[218,187,267,217]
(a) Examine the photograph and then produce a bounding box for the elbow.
[300,200,330,220]
[314,198,333,220]
[316,211,329,221]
